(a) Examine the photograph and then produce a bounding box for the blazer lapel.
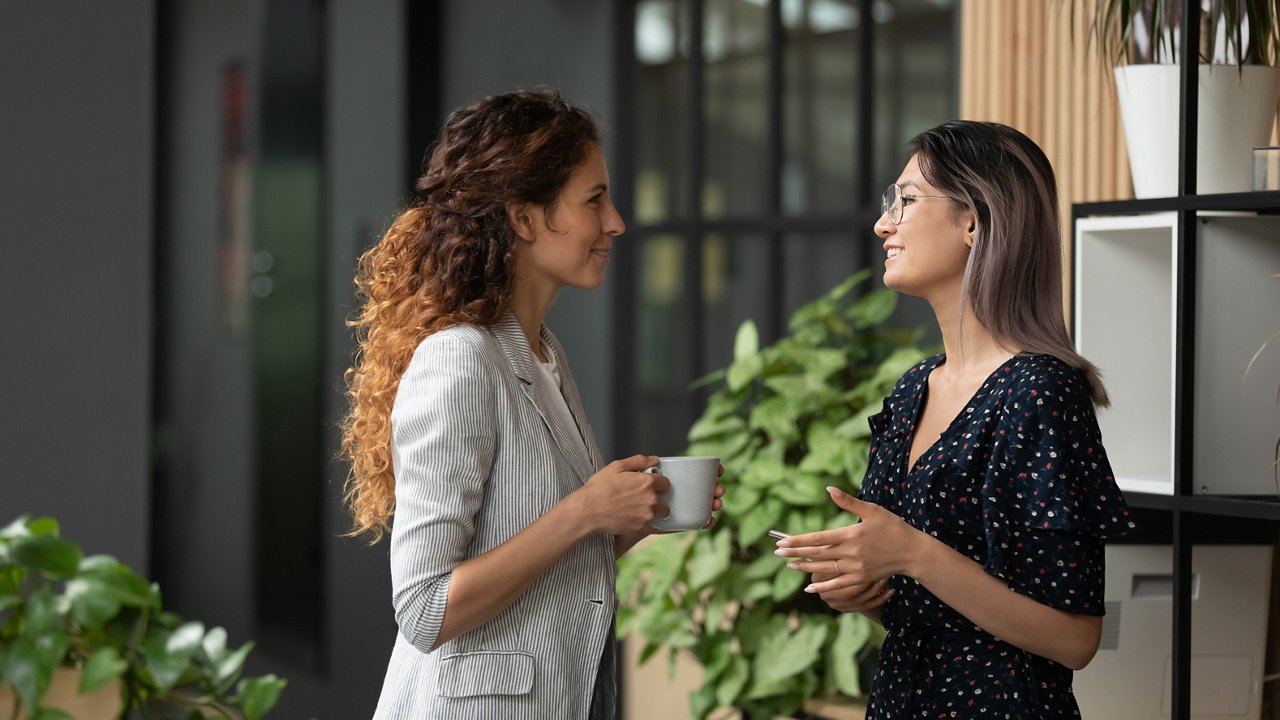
[490,313,595,484]
[542,328,603,472]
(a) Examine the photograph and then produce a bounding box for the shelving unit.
[1070,3,1280,715]
[1076,212,1280,497]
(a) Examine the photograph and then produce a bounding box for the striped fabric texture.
[371,313,617,720]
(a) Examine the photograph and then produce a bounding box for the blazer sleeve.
[387,330,497,654]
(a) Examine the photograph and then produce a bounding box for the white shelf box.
[1075,213,1178,495]
[1076,212,1280,497]
[1193,215,1280,495]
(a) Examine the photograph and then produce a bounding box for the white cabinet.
[1075,212,1280,496]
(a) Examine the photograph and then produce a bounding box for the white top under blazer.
[371,312,616,720]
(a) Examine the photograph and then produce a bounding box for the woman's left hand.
[774,486,922,593]
[809,573,894,614]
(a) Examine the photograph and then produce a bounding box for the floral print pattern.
[858,353,1135,719]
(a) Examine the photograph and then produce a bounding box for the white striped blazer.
[371,313,616,720]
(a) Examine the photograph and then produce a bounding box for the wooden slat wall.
[961,0,1132,204]
[959,0,1131,305]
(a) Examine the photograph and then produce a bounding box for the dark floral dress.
[858,353,1135,719]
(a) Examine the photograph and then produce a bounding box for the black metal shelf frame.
[1068,3,1280,717]
[1124,492,1280,521]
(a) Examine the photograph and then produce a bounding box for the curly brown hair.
[341,89,602,541]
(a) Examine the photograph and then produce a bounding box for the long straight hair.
[908,120,1109,408]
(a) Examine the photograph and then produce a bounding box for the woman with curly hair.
[342,89,720,719]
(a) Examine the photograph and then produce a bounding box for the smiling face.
[874,154,974,303]
[510,143,625,295]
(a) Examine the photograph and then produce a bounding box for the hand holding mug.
[579,455,669,535]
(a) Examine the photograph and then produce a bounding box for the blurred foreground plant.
[0,516,286,719]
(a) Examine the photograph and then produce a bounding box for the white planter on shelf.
[1114,64,1280,198]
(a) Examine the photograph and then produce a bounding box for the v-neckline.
[903,353,1020,477]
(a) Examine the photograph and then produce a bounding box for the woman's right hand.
[576,454,670,535]
[810,572,894,615]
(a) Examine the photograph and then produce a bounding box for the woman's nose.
[873,212,894,239]
[605,200,625,236]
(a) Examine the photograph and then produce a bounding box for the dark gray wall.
[0,1,154,573]
[154,0,257,642]
[156,1,401,717]
[314,0,402,714]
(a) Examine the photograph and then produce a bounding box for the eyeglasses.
[881,183,952,225]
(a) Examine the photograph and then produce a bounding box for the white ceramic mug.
[648,456,719,531]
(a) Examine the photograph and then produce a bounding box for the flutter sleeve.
[980,361,1135,615]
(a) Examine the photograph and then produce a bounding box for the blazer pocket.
[437,651,536,698]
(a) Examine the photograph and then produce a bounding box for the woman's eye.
[901,196,916,205]
[588,194,603,205]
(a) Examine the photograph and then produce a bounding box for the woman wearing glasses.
[775,121,1134,719]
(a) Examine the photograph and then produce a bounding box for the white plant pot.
[1114,64,1280,198]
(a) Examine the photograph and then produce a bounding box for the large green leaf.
[750,617,829,687]
[689,683,719,720]
[2,635,43,712]
[733,319,759,362]
[770,474,830,507]
[687,414,747,443]
[143,623,200,691]
[726,353,764,392]
[638,536,690,602]
[23,587,63,636]
[734,605,783,656]
[847,287,897,329]
[0,516,33,540]
[737,498,784,546]
[77,554,121,573]
[66,578,122,629]
[700,636,734,683]
[686,531,731,592]
[207,641,255,692]
[747,396,800,444]
[715,654,750,707]
[770,565,809,602]
[634,599,695,652]
[236,674,286,720]
[79,646,128,693]
[830,612,872,697]
[11,535,82,579]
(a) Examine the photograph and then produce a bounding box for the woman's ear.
[963,214,977,248]
[506,202,536,242]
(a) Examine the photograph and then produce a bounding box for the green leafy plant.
[617,271,931,720]
[0,516,286,720]
[1071,0,1280,68]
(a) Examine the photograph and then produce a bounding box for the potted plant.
[0,516,286,720]
[617,271,931,719]
[1073,0,1280,197]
